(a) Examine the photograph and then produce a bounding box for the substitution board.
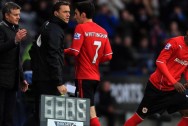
[40,95,90,126]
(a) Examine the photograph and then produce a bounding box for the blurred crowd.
[1,0,188,77]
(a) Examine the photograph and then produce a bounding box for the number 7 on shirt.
[92,41,101,64]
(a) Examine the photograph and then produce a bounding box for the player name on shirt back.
[85,32,107,38]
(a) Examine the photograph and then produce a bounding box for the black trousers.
[33,81,61,126]
[0,87,16,126]
[137,81,188,119]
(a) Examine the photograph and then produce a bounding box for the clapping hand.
[15,29,27,42]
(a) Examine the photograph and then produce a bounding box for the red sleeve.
[156,62,177,84]
[156,39,178,85]
[64,25,84,56]
[100,39,113,63]
[100,54,112,63]
[64,48,79,56]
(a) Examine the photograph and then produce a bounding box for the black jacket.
[0,20,24,90]
[31,16,67,86]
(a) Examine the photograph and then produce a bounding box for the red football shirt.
[150,36,188,91]
[64,22,112,80]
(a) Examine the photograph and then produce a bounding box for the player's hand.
[184,82,188,89]
[174,82,186,93]
[57,85,67,95]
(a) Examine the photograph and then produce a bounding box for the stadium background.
[1,0,188,126]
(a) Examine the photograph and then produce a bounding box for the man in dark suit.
[29,1,70,125]
[0,2,28,126]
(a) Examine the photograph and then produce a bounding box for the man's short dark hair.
[2,2,21,19]
[75,1,95,19]
[52,0,70,13]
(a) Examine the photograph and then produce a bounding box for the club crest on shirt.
[142,107,148,114]
[74,33,81,40]
[164,43,171,50]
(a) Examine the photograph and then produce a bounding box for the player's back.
[75,22,111,80]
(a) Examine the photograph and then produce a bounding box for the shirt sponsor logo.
[174,58,188,66]
[74,33,81,40]
[164,43,171,50]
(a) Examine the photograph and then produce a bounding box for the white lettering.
[174,58,188,66]
[111,83,143,104]
[84,32,107,38]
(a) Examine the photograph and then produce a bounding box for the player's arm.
[100,38,113,63]
[64,48,79,56]
[156,61,185,92]
[156,39,186,92]
[156,39,177,85]
[156,62,177,85]
[100,53,112,63]
[64,25,84,56]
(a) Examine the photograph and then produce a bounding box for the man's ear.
[5,13,9,19]
[81,12,86,18]
[54,11,58,16]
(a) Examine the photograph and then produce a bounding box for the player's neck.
[83,19,93,23]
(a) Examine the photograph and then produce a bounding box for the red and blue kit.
[150,36,188,91]
[64,22,112,80]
